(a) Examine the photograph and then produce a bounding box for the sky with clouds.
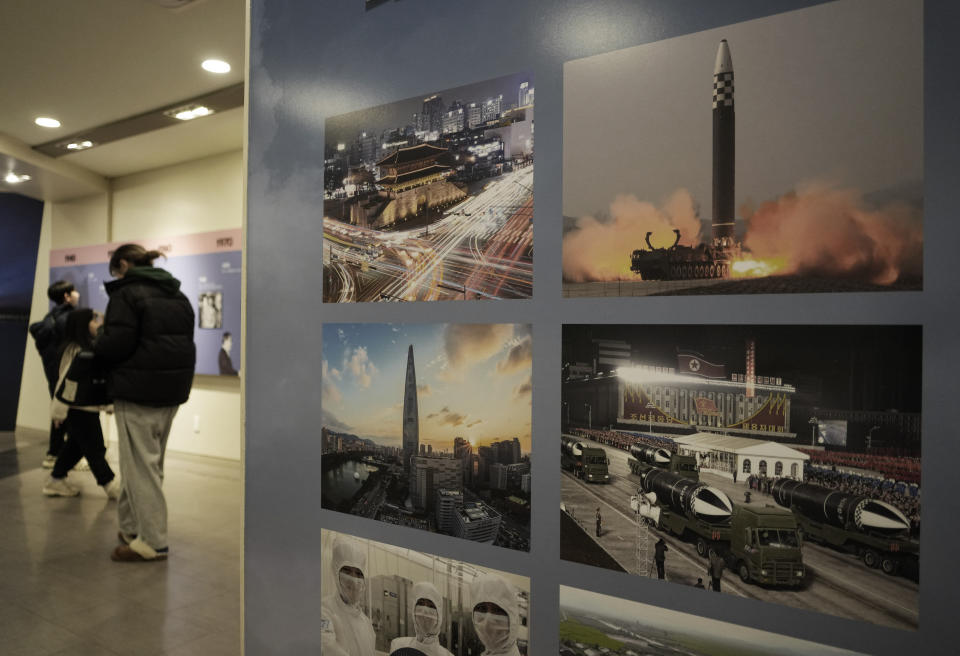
[322,323,532,453]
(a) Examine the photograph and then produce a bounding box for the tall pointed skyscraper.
[402,344,419,472]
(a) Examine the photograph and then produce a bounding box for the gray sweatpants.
[115,399,178,551]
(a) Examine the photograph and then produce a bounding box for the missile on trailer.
[771,479,910,535]
[636,463,733,524]
[561,435,584,458]
[631,490,663,524]
[629,444,672,466]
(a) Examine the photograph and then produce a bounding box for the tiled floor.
[0,428,241,656]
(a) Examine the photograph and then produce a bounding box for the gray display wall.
[245,1,960,654]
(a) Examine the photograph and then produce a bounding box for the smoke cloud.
[563,184,922,285]
[741,183,922,284]
[562,190,702,282]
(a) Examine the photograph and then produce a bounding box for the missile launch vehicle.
[628,443,698,479]
[631,461,804,586]
[561,435,610,483]
[629,230,734,281]
[772,478,918,575]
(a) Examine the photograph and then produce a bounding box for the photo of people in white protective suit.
[321,530,530,655]
[470,573,523,656]
[389,582,454,656]
[321,536,377,656]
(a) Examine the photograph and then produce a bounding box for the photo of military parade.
[322,530,529,655]
[322,323,532,551]
[561,0,922,297]
[558,585,863,656]
[323,72,534,302]
[560,324,921,630]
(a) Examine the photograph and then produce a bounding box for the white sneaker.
[42,455,56,469]
[43,477,80,497]
[103,477,122,500]
[75,457,90,472]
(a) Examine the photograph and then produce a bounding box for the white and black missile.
[561,435,584,458]
[772,479,911,535]
[712,39,735,243]
[629,444,672,466]
[638,464,733,524]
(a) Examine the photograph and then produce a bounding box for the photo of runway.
[559,585,866,656]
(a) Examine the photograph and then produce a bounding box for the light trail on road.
[323,165,534,302]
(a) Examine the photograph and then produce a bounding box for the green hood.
[123,266,182,293]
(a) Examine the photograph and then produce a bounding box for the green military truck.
[630,462,805,586]
[728,504,806,586]
[561,435,610,483]
[772,478,918,575]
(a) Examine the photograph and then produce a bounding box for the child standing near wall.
[43,309,121,498]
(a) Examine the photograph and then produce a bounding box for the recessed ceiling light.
[202,59,231,74]
[4,172,32,184]
[35,117,61,128]
[63,140,95,151]
[164,104,216,121]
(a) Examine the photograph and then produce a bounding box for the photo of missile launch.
[561,0,922,297]
[559,585,866,656]
[560,324,921,630]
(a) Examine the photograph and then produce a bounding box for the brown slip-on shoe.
[110,544,168,562]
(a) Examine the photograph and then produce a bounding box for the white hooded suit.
[320,537,376,656]
[470,573,522,656]
[389,581,454,656]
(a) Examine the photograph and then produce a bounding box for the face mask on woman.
[473,610,511,652]
[414,605,440,637]
[338,569,365,605]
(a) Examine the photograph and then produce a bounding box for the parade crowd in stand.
[570,427,677,453]
[798,447,921,484]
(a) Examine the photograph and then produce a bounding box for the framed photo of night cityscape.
[322,73,534,302]
[560,324,921,631]
[561,0,922,297]
[321,323,532,551]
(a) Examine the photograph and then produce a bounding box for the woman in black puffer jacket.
[95,244,196,562]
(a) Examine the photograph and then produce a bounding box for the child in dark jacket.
[43,309,121,499]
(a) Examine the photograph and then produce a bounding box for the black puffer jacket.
[95,267,196,406]
[30,302,74,395]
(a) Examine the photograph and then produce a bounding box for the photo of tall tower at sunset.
[321,323,533,551]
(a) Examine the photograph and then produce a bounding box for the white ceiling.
[0,0,246,200]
